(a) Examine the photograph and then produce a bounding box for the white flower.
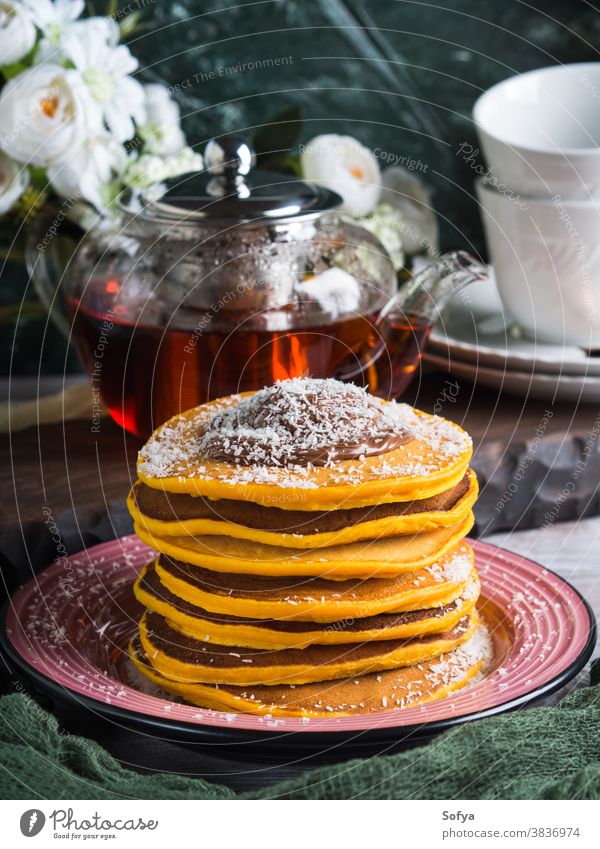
[124,153,167,189]
[301,133,381,215]
[163,146,203,179]
[379,166,439,256]
[48,132,126,212]
[356,203,405,270]
[23,0,82,38]
[34,14,119,65]
[296,267,361,318]
[62,31,145,142]
[140,84,186,156]
[0,63,100,167]
[71,15,118,44]
[0,1,36,65]
[0,151,28,212]
[123,147,203,207]
[124,147,203,190]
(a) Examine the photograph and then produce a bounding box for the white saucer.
[430,269,600,377]
[424,351,600,402]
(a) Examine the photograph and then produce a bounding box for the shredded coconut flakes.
[137,377,471,486]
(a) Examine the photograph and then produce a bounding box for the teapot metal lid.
[121,135,342,226]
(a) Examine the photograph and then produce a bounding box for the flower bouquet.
[0,0,201,263]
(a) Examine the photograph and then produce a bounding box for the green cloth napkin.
[2,666,600,800]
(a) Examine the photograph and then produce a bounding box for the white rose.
[141,83,186,156]
[0,64,100,167]
[48,132,126,212]
[0,1,36,65]
[0,151,28,213]
[301,134,381,215]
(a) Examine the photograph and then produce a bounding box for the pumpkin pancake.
[153,544,476,623]
[128,469,478,549]
[133,510,474,580]
[136,381,473,510]
[129,623,493,716]
[138,608,478,685]
[135,562,480,649]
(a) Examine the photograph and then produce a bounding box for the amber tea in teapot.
[47,136,486,438]
[68,288,432,439]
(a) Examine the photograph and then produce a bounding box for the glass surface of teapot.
[45,135,487,438]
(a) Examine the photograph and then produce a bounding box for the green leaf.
[251,107,303,171]
[28,167,48,189]
[277,154,302,176]
[1,60,28,81]
[119,9,151,37]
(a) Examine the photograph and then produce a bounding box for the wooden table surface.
[0,372,598,792]
[3,371,600,528]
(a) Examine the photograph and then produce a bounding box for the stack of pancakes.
[128,378,492,717]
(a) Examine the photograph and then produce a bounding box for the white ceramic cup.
[475,177,600,346]
[473,63,600,199]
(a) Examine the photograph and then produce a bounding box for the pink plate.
[1,536,595,746]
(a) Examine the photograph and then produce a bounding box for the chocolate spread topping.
[198,378,411,467]
[133,472,470,531]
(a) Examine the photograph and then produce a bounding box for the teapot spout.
[377,250,488,326]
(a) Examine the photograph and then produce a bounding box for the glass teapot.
[29,135,487,439]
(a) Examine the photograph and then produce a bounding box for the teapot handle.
[25,208,83,340]
[376,250,488,326]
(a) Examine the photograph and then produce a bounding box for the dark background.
[4,0,600,374]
